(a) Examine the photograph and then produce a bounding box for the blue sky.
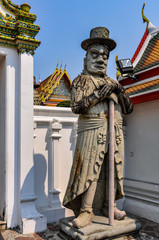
[14,0,159,82]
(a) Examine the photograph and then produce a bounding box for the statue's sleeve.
[116,84,133,114]
[71,75,99,114]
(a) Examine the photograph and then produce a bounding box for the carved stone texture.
[58,215,141,240]
[63,27,133,230]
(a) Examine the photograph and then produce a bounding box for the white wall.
[0,54,6,219]
[0,3,47,233]
[0,46,47,233]
[3,47,21,228]
[34,106,78,222]
[124,99,159,223]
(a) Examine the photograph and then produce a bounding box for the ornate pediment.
[0,0,40,55]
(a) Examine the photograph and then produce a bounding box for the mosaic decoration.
[52,79,70,96]
[0,0,40,55]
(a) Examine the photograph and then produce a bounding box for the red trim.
[120,66,159,86]
[131,29,149,64]
[131,91,159,104]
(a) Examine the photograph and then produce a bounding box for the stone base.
[40,206,65,223]
[0,221,6,230]
[58,215,141,240]
[22,216,47,234]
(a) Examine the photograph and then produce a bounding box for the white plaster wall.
[34,122,49,209]
[124,100,159,183]
[34,106,78,218]
[0,46,21,227]
[58,125,75,202]
[0,55,6,219]
[20,53,34,198]
[0,47,46,232]
[124,99,159,222]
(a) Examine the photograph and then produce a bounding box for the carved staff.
[109,99,114,226]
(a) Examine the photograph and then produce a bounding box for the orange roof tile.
[126,79,159,95]
[134,33,159,72]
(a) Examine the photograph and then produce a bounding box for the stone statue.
[63,27,133,229]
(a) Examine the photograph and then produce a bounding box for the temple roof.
[126,78,159,96]
[37,64,72,105]
[130,3,159,73]
[132,28,159,73]
[118,4,159,105]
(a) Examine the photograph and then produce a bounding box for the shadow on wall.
[20,154,47,233]
[20,155,47,213]
[34,154,48,209]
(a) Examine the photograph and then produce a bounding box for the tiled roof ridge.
[126,78,159,96]
[39,67,72,103]
[40,70,62,102]
[134,32,159,73]
[131,29,149,64]
[39,70,59,98]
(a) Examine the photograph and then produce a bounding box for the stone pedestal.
[58,215,141,240]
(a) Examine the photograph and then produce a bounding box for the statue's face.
[86,44,109,76]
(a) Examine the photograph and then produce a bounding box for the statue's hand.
[98,83,116,100]
[115,84,125,95]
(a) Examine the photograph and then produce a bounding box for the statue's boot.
[72,180,97,229]
[72,211,94,229]
[103,206,126,220]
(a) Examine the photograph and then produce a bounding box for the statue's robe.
[63,74,133,214]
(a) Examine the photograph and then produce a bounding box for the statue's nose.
[97,59,104,64]
[96,55,104,64]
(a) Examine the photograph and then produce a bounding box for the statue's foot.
[103,207,126,220]
[72,211,94,229]
[114,207,126,220]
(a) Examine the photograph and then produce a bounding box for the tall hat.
[81,27,116,51]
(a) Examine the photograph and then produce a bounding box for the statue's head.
[85,44,109,76]
[81,27,116,76]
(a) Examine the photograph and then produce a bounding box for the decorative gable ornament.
[117,3,159,105]
[0,0,40,55]
[37,63,72,107]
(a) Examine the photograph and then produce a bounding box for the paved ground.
[0,215,159,240]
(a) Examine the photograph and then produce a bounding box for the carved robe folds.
[63,74,130,214]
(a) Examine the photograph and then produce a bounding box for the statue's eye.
[92,53,98,58]
[103,54,107,60]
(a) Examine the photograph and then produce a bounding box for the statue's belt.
[77,113,122,135]
[77,114,108,133]
[80,112,109,119]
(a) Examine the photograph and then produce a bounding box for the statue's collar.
[89,75,108,89]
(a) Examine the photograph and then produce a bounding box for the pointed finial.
[115,54,118,62]
[64,61,67,71]
[56,60,59,70]
[33,76,36,85]
[39,74,41,83]
[115,54,121,80]
[20,3,31,12]
[142,3,149,28]
[60,61,62,71]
